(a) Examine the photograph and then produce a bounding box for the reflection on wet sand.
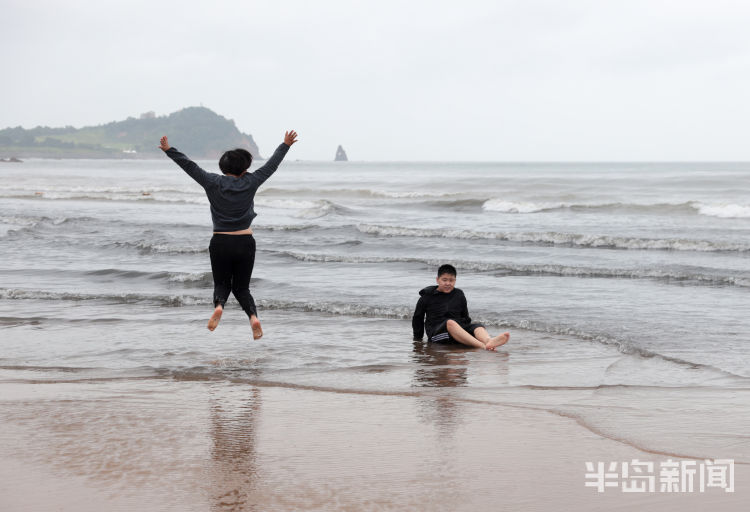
[209,385,261,512]
[411,342,511,436]
[412,342,463,436]
[412,341,471,388]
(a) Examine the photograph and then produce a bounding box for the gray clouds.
[2,0,750,160]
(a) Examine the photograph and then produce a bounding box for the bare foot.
[251,315,263,340]
[207,306,223,331]
[486,332,510,351]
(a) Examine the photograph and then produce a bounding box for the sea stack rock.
[335,145,348,161]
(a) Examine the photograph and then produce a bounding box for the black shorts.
[428,320,485,344]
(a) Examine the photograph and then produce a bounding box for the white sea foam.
[0,215,44,236]
[482,200,567,213]
[0,288,208,307]
[111,240,208,255]
[356,224,750,252]
[254,198,321,209]
[254,198,341,218]
[252,224,320,232]
[259,187,464,200]
[166,272,212,284]
[275,251,749,287]
[296,200,339,219]
[4,190,207,204]
[371,190,461,199]
[481,200,710,214]
[0,215,43,226]
[1,215,77,237]
[693,202,750,218]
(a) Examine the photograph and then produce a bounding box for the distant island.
[0,107,261,159]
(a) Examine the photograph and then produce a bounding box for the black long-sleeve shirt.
[164,143,290,231]
[412,286,472,340]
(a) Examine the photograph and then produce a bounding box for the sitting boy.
[412,264,510,351]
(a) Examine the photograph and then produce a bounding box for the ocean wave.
[258,298,412,318]
[296,200,349,219]
[85,268,170,279]
[369,190,465,199]
[0,185,206,203]
[0,215,46,227]
[259,187,466,200]
[423,198,487,209]
[82,268,212,285]
[693,202,750,218]
[480,200,750,218]
[11,214,211,234]
[0,315,125,326]
[0,215,47,236]
[254,198,349,219]
[356,224,750,252]
[2,215,97,238]
[482,200,570,213]
[107,240,208,255]
[0,288,208,307]
[253,224,321,232]
[273,251,750,287]
[166,271,213,284]
[254,198,323,209]
[2,215,80,227]
[2,189,207,204]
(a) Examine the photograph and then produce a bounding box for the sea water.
[1,158,749,461]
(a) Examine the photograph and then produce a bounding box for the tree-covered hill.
[0,107,261,159]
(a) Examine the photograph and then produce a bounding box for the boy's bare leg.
[473,327,492,344]
[446,320,486,349]
[208,305,223,331]
[250,315,263,340]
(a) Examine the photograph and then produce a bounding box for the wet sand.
[0,377,746,511]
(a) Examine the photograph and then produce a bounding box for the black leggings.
[208,234,257,318]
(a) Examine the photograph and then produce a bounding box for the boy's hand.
[159,136,171,151]
[284,130,298,146]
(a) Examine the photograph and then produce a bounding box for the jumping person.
[159,131,298,339]
[412,264,510,350]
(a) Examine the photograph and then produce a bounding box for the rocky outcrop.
[335,145,348,161]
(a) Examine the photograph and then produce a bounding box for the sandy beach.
[0,376,745,511]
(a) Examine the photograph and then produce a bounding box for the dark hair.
[437,264,457,277]
[219,148,253,175]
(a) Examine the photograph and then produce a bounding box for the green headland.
[0,107,261,159]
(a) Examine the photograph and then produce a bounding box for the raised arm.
[159,135,216,189]
[412,295,426,341]
[250,130,298,185]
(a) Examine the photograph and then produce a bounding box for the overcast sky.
[2,0,750,160]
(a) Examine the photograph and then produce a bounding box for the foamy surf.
[693,202,750,218]
[356,224,750,251]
